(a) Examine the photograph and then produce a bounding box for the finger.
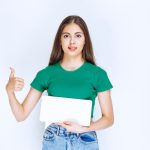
[54,122,68,128]
[59,123,68,129]
[16,84,24,88]
[63,121,71,125]
[16,83,24,89]
[15,84,24,89]
[15,87,23,91]
[15,77,24,82]
[54,122,64,126]
[9,67,15,78]
[16,80,24,85]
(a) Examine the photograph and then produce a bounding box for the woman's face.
[60,23,85,58]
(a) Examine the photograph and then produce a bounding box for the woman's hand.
[6,67,24,93]
[54,121,88,133]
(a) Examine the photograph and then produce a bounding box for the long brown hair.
[48,15,96,65]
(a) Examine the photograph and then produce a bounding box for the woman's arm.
[6,68,42,122]
[85,90,114,132]
[55,90,114,133]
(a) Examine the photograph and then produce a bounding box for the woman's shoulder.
[86,61,107,75]
[36,63,59,76]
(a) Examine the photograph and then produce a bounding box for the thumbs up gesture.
[6,67,24,92]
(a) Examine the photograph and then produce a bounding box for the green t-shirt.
[30,60,113,118]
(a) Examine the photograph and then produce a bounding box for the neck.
[60,56,85,68]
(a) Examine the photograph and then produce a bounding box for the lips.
[68,46,77,51]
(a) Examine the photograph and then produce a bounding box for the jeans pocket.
[79,131,98,144]
[43,128,55,141]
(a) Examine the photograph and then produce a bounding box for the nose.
[70,36,75,44]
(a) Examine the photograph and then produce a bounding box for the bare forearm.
[7,91,24,122]
[85,116,114,132]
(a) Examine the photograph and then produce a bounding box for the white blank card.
[40,96,92,127]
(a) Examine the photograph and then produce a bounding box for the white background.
[0,0,150,150]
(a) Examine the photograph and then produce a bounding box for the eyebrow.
[61,32,84,35]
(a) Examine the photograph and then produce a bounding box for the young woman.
[6,15,114,150]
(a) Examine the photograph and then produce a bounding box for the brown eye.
[76,34,82,38]
[63,35,69,38]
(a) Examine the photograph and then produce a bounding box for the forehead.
[62,23,83,33]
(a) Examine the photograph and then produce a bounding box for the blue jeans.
[42,123,99,150]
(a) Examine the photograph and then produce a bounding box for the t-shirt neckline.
[58,60,86,73]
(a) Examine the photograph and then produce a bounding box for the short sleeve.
[30,68,49,92]
[95,68,113,93]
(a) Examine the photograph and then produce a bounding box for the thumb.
[9,67,15,78]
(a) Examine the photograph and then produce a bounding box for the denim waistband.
[46,123,80,137]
